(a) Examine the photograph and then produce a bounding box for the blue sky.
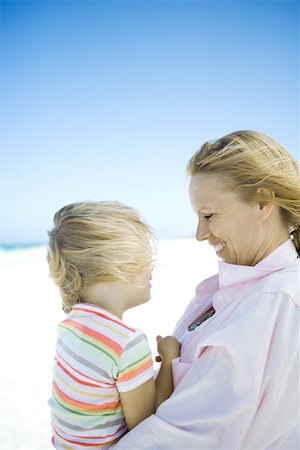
[1,0,299,245]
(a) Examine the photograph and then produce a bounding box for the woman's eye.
[204,214,213,222]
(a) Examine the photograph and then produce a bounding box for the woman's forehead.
[189,173,236,209]
[189,172,231,195]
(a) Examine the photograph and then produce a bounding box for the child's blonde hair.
[187,130,300,254]
[47,201,156,313]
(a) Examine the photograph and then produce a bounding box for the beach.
[0,239,218,450]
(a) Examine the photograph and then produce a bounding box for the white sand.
[0,239,218,450]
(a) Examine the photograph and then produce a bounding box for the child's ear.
[256,188,275,220]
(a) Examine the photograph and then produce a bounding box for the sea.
[0,239,218,450]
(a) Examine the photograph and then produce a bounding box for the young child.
[47,201,180,449]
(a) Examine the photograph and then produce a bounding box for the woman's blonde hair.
[47,201,156,313]
[187,130,300,254]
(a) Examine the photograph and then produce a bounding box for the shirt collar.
[218,239,298,290]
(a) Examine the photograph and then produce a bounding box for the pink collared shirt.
[114,240,300,449]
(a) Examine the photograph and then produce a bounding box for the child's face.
[126,268,153,309]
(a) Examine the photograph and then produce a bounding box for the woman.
[114,130,300,449]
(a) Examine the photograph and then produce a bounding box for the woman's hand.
[156,335,181,363]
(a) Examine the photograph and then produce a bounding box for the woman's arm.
[119,378,156,430]
[113,345,257,449]
[155,335,181,409]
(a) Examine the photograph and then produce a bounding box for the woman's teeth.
[214,242,225,252]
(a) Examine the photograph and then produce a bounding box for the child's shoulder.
[65,303,148,350]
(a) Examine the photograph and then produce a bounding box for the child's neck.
[86,300,124,320]
[81,281,126,320]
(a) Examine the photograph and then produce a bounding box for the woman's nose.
[196,219,210,241]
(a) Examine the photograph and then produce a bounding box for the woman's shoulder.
[260,258,299,305]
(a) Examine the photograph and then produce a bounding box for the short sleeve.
[116,330,154,393]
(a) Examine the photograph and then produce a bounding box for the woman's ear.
[256,188,275,220]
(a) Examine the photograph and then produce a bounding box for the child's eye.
[204,214,213,222]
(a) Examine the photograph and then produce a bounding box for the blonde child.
[47,201,180,449]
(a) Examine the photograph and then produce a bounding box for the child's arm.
[119,335,180,430]
[119,378,156,430]
[155,335,181,409]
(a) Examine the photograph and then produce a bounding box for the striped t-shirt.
[49,303,154,449]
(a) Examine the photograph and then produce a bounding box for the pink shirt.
[114,240,300,449]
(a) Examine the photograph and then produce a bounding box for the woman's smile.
[211,241,226,254]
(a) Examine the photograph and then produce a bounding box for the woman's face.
[189,172,268,266]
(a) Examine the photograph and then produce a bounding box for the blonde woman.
[114,131,300,450]
[47,201,180,449]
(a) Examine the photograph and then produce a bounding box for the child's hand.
[155,335,181,363]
